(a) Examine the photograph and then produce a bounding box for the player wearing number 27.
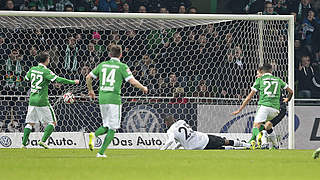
[86,45,148,158]
[22,52,79,149]
[232,63,293,149]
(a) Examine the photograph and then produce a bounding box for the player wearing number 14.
[86,45,148,158]
[22,52,79,148]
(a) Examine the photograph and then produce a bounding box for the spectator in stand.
[134,54,154,80]
[28,1,38,11]
[55,0,73,11]
[98,0,117,12]
[24,45,38,68]
[63,35,79,73]
[263,1,278,15]
[167,73,181,97]
[188,7,197,14]
[3,0,17,10]
[92,31,105,57]
[138,4,147,13]
[122,2,130,13]
[166,0,191,13]
[301,9,320,45]
[159,7,169,13]
[64,3,74,11]
[244,0,265,14]
[193,80,213,98]
[5,49,25,91]
[273,0,289,15]
[36,0,55,11]
[83,42,100,69]
[289,0,313,23]
[170,87,188,104]
[178,5,186,14]
[295,55,318,98]
[76,0,97,11]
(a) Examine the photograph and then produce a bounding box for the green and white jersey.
[251,73,288,110]
[90,57,133,105]
[25,64,76,107]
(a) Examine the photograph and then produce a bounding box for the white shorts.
[254,105,279,123]
[25,105,56,124]
[100,104,121,130]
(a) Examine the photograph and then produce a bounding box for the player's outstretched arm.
[232,90,256,115]
[55,77,79,85]
[46,70,79,85]
[128,77,148,94]
[283,87,293,103]
[86,74,95,99]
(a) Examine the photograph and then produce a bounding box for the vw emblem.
[124,105,161,133]
[0,136,12,147]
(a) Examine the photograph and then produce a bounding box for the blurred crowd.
[0,0,197,13]
[225,0,320,98]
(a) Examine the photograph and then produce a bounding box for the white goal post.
[0,11,294,149]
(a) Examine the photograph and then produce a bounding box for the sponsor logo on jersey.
[123,105,162,133]
[0,136,12,147]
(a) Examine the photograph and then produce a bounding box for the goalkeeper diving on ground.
[160,115,251,150]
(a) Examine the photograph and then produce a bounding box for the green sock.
[259,125,265,131]
[99,129,115,155]
[41,124,54,143]
[249,127,260,142]
[22,127,32,146]
[95,126,108,137]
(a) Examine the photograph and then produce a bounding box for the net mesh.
[0,14,290,148]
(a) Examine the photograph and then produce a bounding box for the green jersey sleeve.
[25,69,31,81]
[251,78,260,92]
[121,64,134,82]
[44,70,75,84]
[279,78,288,89]
[90,64,100,79]
[44,69,58,82]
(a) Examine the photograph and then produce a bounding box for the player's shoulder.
[174,120,186,127]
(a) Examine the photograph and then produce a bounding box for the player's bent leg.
[22,123,34,147]
[249,122,263,148]
[90,126,108,151]
[39,122,55,149]
[98,129,115,155]
[203,135,225,150]
[88,132,95,151]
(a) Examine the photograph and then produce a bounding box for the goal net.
[0,12,294,149]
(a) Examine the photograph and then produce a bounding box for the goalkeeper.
[22,52,79,149]
[161,115,250,150]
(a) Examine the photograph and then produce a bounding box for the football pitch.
[0,149,318,180]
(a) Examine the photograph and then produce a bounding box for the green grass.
[0,149,318,180]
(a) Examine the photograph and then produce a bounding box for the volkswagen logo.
[0,136,12,147]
